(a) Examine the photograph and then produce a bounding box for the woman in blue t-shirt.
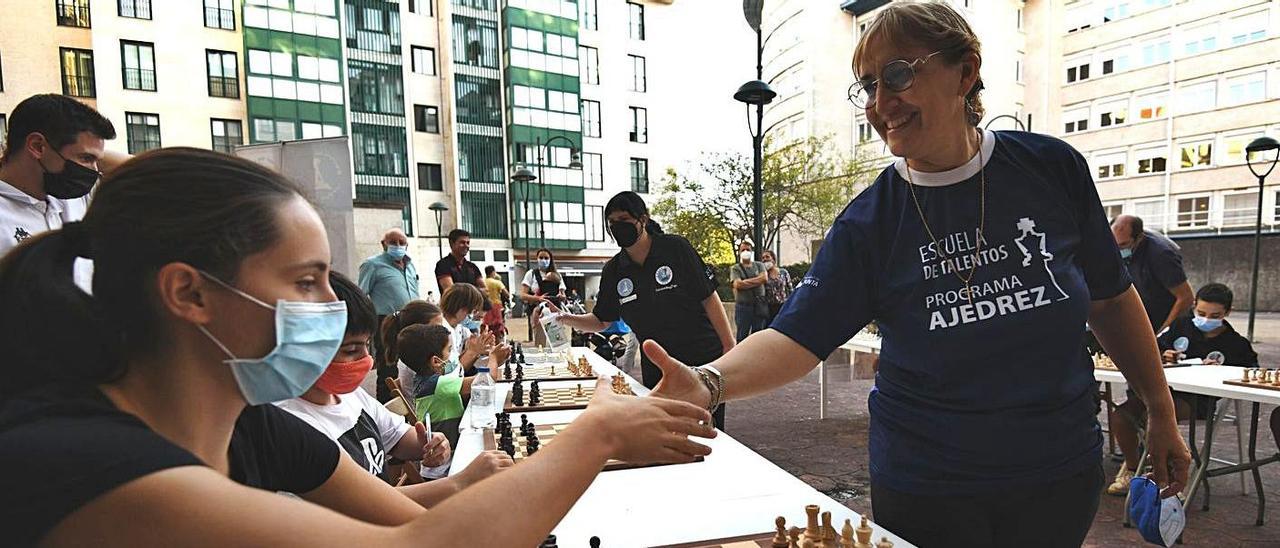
[645,3,1190,547]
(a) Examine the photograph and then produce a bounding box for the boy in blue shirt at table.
[1108,283,1259,495]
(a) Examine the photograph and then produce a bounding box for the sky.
[650,0,758,175]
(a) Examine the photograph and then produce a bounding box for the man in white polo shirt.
[0,94,118,260]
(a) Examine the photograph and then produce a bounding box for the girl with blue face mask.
[440,283,493,373]
[0,148,716,547]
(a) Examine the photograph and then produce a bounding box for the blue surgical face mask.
[1120,248,1134,259]
[434,355,460,375]
[1193,315,1223,333]
[196,272,348,405]
[538,258,551,269]
[461,316,481,332]
[386,245,408,260]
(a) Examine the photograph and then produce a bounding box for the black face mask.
[610,221,641,248]
[41,147,101,200]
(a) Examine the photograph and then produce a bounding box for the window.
[1102,1,1129,23]
[1097,98,1128,127]
[1063,107,1088,134]
[125,113,161,153]
[628,2,645,40]
[630,158,649,193]
[1224,132,1267,164]
[1065,4,1093,33]
[408,0,432,16]
[252,118,299,143]
[494,250,509,262]
[414,105,439,133]
[1095,152,1126,179]
[586,205,605,241]
[417,163,443,191]
[0,115,6,151]
[210,119,242,153]
[1176,196,1210,228]
[1183,23,1218,56]
[59,48,95,97]
[1136,92,1167,120]
[411,46,436,75]
[858,122,873,143]
[1177,81,1215,114]
[206,50,239,98]
[1103,204,1124,221]
[1229,13,1266,46]
[581,99,601,138]
[1141,39,1170,66]
[1223,193,1259,227]
[1227,72,1266,105]
[1134,200,1166,230]
[579,46,599,85]
[56,0,91,27]
[1179,141,1213,169]
[205,0,235,29]
[629,55,647,92]
[629,107,648,143]
[349,60,405,115]
[1135,145,1168,174]
[118,0,150,19]
[1100,47,1130,75]
[583,152,603,189]
[121,41,156,91]
[581,0,597,31]
[453,16,499,69]
[469,250,485,262]
[1065,59,1090,83]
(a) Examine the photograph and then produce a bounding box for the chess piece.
[771,516,789,548]
[1244,367,1253,382]
[803,504,821,543]
[576,383,584,397]
[853,516,872,548]
[539,534,558,548]
[529,381,542,406]
[588,537,600,548]
[821,511,834,543]
[840,518,856,548]
[874,537,893,548]
[512,381,525,406]
[551,364,556,376]
[788,527,802,548]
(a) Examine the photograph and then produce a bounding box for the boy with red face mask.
[277,272,512,503]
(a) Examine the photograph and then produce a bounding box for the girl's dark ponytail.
[0,226,120,398]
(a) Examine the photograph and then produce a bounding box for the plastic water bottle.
[539,302,572,352]
[471,366,496,429]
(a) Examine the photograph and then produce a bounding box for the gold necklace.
[905,130,987,303]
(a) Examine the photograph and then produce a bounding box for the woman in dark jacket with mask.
[548,192,735,429]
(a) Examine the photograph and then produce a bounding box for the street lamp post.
[736,0,775,253]
[1245,136,1279,341]
[510,136,581,270]
[428,201,449,261]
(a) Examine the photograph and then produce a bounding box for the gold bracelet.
[692,365,724,413]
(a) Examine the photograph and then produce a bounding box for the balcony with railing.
[56,0,91,27]
[208,76,239,98]
[205,6,234,29]
[124,68,156,91]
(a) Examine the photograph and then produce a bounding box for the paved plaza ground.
[500,313,1280,546]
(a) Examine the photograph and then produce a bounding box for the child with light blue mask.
[401,324,510,449]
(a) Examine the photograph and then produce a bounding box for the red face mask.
[314,355,374,395]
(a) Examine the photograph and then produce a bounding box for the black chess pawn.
[589,537,601,548]
[512,382,525,406]
[529,381,542,405]
[502,363,511,380]
[539,534,557,548]
[520,413,530,432]
[527,439,539,455]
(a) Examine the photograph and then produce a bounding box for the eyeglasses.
[848,51,943,109]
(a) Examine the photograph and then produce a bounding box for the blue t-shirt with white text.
[772,130,1131,495]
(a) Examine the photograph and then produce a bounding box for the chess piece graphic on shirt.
[13,227,31,244]
[1012,217,1069,301]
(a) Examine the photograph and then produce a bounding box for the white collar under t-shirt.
[893,128,997,187]
[0,178,93,291]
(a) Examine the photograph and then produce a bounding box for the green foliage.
[652,134,879,265]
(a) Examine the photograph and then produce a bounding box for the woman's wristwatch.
[691,365,725,413]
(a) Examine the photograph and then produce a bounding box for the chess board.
[652,533,775,547]
[504,384,594,412]
[491,422,704,471]
[1224,379,1280,392]
[496,363,595,383]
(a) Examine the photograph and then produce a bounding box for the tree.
[652,134,879,263]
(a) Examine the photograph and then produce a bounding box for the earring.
[965,98,980,126]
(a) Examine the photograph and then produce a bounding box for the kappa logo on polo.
[655,265,673,285]
[617,278,634,297]
[13,227,31,243]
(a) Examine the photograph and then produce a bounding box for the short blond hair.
[852,1,985,125]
